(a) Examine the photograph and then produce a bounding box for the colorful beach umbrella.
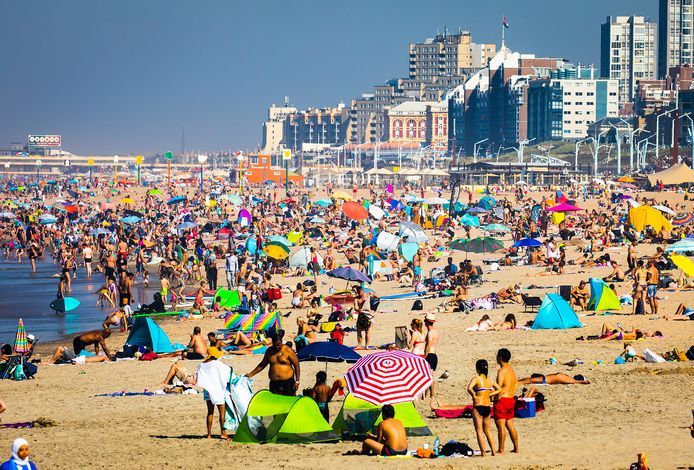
[13,319,28,354]
[343,201,368,220]
[315,198,333,207]
[451,237,503,253]
[264,241,290,260]
[460,213,481,227]
[546,202,583,212]
[332,191,353,201]
[483,223,511,232]
[513,237,542,248]
[121,216,141,224]
[673,212,694,226]
[326,267,372,284]
[670,255,694,277]
[147,189,163,195]
[345,350,433,405]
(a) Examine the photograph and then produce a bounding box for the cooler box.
[515,398,536,418]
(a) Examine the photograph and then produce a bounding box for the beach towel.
[196,361,232,405]
[643,349,666,363]
[433,405,473,419]
[226,375,254,432]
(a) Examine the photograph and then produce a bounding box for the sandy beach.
[1,187,693,469]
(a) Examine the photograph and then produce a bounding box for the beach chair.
[0,356,25,381]
[558,285,572,302]
[522,295,543,313]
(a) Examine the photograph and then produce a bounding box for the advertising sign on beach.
[28,135,62,147]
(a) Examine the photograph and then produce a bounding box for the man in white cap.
[424,313,438,399]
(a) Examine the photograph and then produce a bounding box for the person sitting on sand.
[494,314,517,331]
[182,326,208,360]
[102,308,127,331]
[359,404,408,456]
[518,373,590,385]
[603,261,626,282]
[666,303,694,321]
[72,329,112,358]
[570,280,590,311]
[160,360,196,387]
[497,284,522,304]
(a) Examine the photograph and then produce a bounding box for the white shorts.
[74,355,86,365]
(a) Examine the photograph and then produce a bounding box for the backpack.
[440,441,474,457]
[369,296,380,312]
[412,299,423,310]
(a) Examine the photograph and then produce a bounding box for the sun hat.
[205,347,223,361]
[424,313,437,323]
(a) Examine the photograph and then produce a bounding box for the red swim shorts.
[493,397,516,420]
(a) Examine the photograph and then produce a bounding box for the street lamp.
[35,160,41,182]
[4,162,9,180]
[473,138,489,164]
[575,137,594,172]
[593,130,609,177]
[655,108,675,163]
[113,155,119,185]
[236,152,244,194]
[629,128,647,172]
[681,112,694,168]
[197,154,208,194]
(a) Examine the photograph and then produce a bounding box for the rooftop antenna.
[284,95,289,107]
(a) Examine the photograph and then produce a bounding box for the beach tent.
[234,391,338,444]
[289,246,324,268]
[214,288,241,309]
[531,294,582,330]
[646,163,694,186]
[586,278,621,311]
[332,394,431,437]
[376,231,400,252]
[125,317,175,353]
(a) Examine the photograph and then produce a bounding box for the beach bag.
[440,441,474,457]
[329,327,345,345]
[266,287,282,301]
[394,326,408,349]
[635,299,645,315]
[686,346,694,361]
[139,352,158,361]
[412,299,423,311]
[369,296,380,312]
[12,364,26,381]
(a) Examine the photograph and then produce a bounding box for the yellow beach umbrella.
[332,191,353,201]
[264,241,290,260]
[617,176,635,183]
[670,255,694,277]
[286,231,304,244]
[120,197,135,204]
[628,205,673,232]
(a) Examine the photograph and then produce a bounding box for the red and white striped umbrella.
[344,350,433,405]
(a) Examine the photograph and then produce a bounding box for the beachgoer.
[424,313,438,398]
[0,438,37,470]
[360,405,408,456]
[570,280,590,311]
[246,329,300,396]
[72,329,112,358]
[494,314,517,331]
[183,326,208,360]
[161,360,196,387]
[406,319,426,356]
[195,347,231,440]
[667,303,694,321]
[467,359,500,457]
[312,371,332,422]
[494,348,519,454]
[646,260,659,316]
[518,373,590,385]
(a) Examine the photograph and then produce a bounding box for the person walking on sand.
[494,348,519,454]
[195,347,231,440]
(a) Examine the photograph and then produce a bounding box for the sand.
[1,186,693,469]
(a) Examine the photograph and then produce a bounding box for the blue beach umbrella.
[512,237,542,248]
[120,216,141,224]
[297,341,361,364]
[167,196,187,205]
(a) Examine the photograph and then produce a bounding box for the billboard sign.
[28,135,61,147]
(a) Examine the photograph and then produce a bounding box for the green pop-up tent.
[214,288,241,309]
[234,391,339,444]
[586,278,621,311]
[332,394,431,437]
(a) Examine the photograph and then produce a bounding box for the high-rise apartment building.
[408,30,496,82]
[658,0,694,78]
[601,16,658,105]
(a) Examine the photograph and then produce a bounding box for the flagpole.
[502,17,506,48]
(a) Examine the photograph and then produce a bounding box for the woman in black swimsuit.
[467,359,500,457]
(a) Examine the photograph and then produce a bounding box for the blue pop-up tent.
[531,294,582,329]
[125,317,175,353]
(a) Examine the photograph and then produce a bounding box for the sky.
[0,0,657,155]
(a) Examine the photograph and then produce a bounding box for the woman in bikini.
[406,319,426,356]
[632,260,648,314]
[494,313,517,331]
[467,359,500,457]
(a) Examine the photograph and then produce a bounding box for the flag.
[503,16,510,28]
[234,151,242,156]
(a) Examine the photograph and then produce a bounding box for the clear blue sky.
[0,0,656,155]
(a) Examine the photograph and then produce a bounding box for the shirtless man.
[412,249,422,288]
[494,348,519,454]
[182,326,208,360]
[424,313,439,399]
[360,405,408,456]
[246,329,300,396]
[569,280,590,311]
[646,260,660,316]
[104,250,117,281]
[72,329,112,358]
[603,261,625,282]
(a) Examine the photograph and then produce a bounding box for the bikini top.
[474,376,493,392]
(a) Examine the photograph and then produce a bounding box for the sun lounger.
[523,296,543,313]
